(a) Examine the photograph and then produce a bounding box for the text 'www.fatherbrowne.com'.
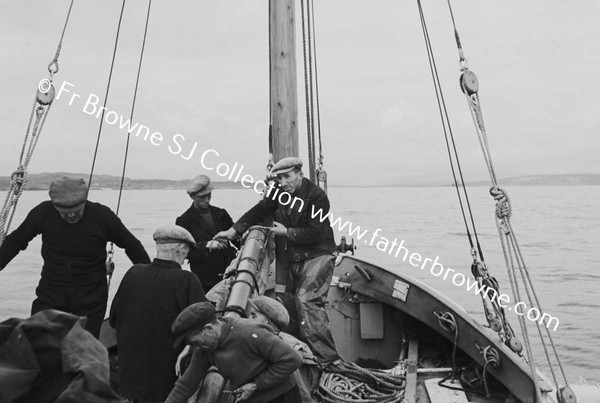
[310,205,560,332]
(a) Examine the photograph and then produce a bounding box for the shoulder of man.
[85,201,115,217]
[300,177,327,199]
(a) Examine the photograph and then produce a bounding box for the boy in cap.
[248,296,320,402]
[214,157,340,365]
[110,225,206,402]
[0,176,150,338]
[176,175,239,291]
[166,301,302,403]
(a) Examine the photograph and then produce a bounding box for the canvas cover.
[0,309,120,402]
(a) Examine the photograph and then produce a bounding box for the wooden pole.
[269,0,299,162]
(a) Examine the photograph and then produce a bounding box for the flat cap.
[186,175,213,196]
[248,296,290,330]
[271,157,302,176]
[49,177,89,208]
[153,225,198,248]
[172,302,216,348]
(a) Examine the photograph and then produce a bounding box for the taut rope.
[0,0,75,246]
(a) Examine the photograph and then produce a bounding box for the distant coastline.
[1,172,598,191]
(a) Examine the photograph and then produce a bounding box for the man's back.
[109,259,205,401]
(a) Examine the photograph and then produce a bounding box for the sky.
[1,1,599,186]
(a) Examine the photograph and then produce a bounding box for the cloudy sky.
[1,1,598,186]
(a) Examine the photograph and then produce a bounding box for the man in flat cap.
[165,302,302,403]
[110,225,206,402]
[176,174,238,292]
[0,176,150,338]
[214,157,340,365]
[247,296,320,402]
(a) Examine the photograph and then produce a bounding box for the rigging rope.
[300,0,316,182]
[300,0,328,192]
[0,0,75,247]
[106,0,153,289]
[445,1,575,401]
[88,0,127,188]
[309,0,328,193]
[415,0,518,345]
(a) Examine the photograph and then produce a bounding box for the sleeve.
[187,272,207,303]
[251,327,303,391]
[286,192,331,245]
[0,204,44,270]
[176,214,209,259]
[233,196,279,235]
[108,276,124,328]
[165,348,211,403]
[105,209,151,265]
[221,210,241,249]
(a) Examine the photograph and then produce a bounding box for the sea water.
[1,186,599,385]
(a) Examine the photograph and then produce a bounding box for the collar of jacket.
[151,258,183,269]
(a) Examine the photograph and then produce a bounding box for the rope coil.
[317,361,406,403]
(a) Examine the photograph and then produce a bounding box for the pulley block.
[487,316,503,332]
[505,336,523,354]
[460,70,479,95]
[36,82,55,105]
[557,386,577,403]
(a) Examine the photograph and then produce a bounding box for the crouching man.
[165,302,303,403]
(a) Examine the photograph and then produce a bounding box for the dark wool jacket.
[0,201,150,285]
[165,317,303,403]
[233,178,336,262]
[175,204,238,290]
[109,259,206,401]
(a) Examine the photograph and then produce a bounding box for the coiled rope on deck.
[316,361,406,403]
[0,0,75,247]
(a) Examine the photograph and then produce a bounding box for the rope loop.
[434,310,457,333]
[490,186,512,220]
[47,59,59,75]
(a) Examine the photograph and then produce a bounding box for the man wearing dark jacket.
[166,302,302,403]
[0,177,150,338]
[214,157,340,364]
[176,175,238,291]
[110,225,206,402]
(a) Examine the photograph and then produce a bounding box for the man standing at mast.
[214,157,340,364]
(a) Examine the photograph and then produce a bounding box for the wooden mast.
[269,0,299,162]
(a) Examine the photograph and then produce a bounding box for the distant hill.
[380,173,600,187]
[462,174,600,187]
[0,172,246,191]
[1,172,598,191]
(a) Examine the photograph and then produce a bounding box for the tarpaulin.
[0,309,120,403]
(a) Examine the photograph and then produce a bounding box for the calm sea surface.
[1,186,599,385]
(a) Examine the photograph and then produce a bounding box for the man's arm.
[175,215,208,259]
[231,193,279,236]
[221,209,241,249]
[250,326,303,391]
[286,192,331,245]
[105,208,151,264]
[0,204,44,270]
[165,348,211,403]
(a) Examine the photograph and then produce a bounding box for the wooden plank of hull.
[330,255,537,403]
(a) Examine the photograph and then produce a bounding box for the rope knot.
[11,168,28,188]
[490,186,511,220]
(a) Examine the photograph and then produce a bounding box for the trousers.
[286,254,339,363]
[31,277,108,338]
